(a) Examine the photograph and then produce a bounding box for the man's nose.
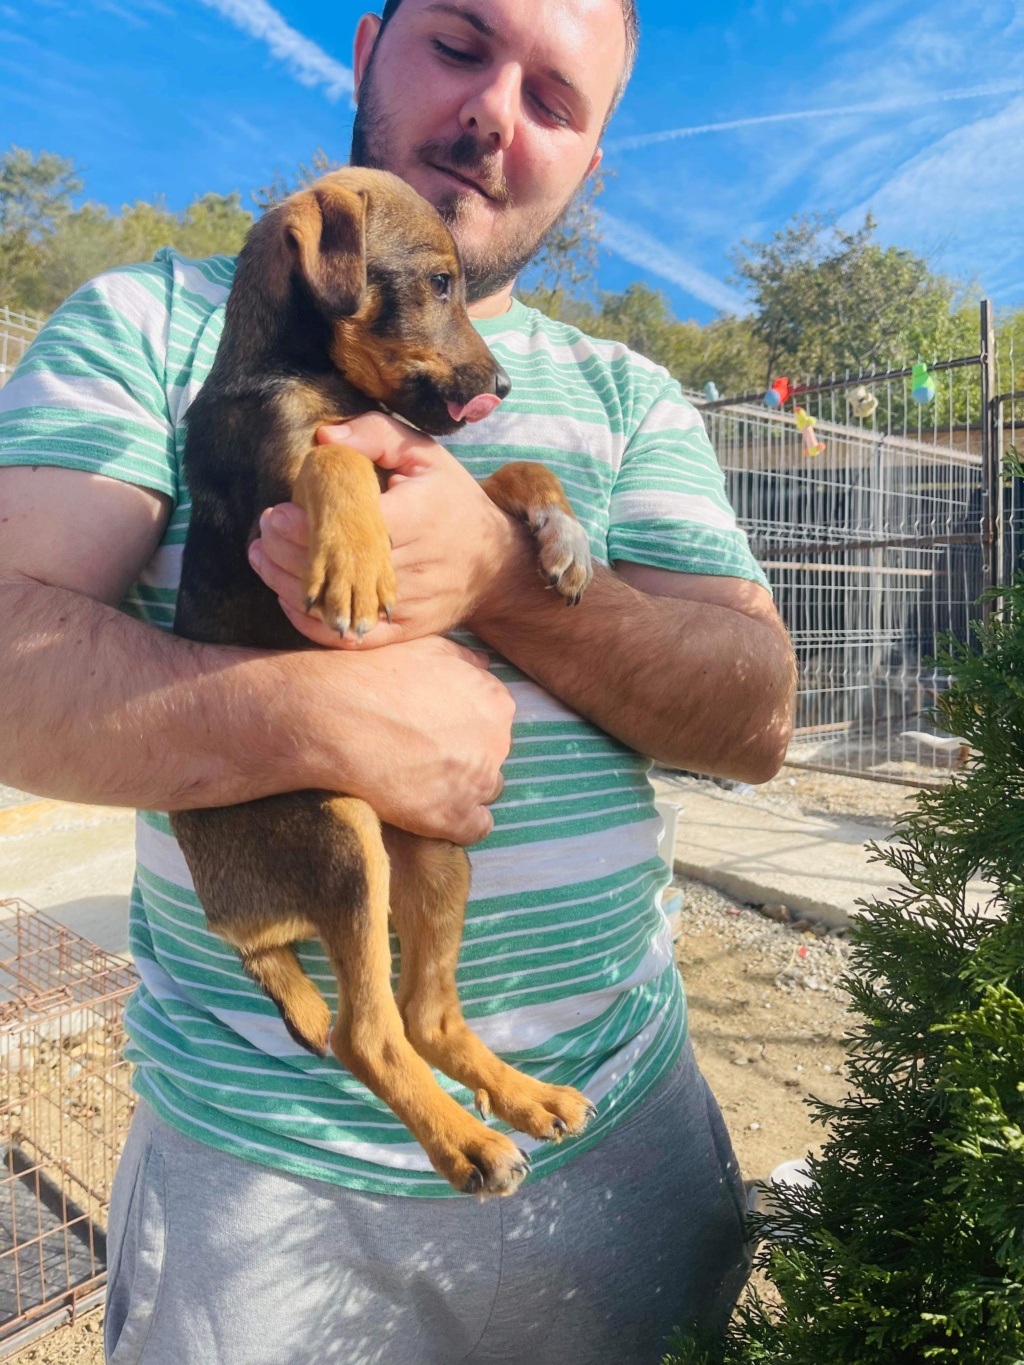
[459,63,519,151]
[494,363,511,400]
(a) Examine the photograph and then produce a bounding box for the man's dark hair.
[375,0,639,117]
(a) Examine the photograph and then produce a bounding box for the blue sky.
[3,0,1023,322]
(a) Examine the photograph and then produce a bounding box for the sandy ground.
[9,879,869,1363]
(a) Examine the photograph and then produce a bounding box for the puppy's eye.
[429,273,452,301]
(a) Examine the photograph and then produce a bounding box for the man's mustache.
[414,132,512,205]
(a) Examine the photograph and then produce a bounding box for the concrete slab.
[0,798,136,957]
[651,775,995,927]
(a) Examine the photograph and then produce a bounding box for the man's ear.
[586,147,603,179]
[352,14,382,100]
[284,183,368,319]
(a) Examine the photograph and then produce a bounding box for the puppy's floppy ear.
[285,183,368,318]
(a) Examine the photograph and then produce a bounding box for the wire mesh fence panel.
[0,901,137,1354]
[700,354,986,783]
[0,309,43,389]
[994,322,1024,585]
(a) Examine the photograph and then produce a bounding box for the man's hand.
[302,636,515,843]
[248,412,517,648]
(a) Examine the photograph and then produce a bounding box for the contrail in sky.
[196,0,353,100]
[600,213,750,315]
[606,81,1024,153]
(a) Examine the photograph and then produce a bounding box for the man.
[0,0,795,1359]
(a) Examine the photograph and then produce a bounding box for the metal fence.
[0,901,137,1356]
[697,300,1023,784]
[0,308,42,389]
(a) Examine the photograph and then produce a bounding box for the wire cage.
[0,309,42,390]
[695,322,1000,784]
[0,900,137,1356]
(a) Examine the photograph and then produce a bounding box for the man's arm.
[251,417,796,785]
[467,521,796,784]
[0,466,514,843]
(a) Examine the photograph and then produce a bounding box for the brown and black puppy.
[171,169,595,1196]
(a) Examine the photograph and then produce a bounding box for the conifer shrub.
[668,582,1024,1365]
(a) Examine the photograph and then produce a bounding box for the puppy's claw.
[305,595,316,613]
[475,1089,492,1119]
[462,1166,485,1196]
[384,603,393,625]
[585,1102,598,1120]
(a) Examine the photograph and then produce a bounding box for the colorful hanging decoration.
[911,362,936,404]
[795,406,825,457]
[703,381,720,402]
[846,384,878,420]
[764,376,791,408]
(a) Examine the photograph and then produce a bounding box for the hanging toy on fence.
[911,362,936,404]
[846,384,878,420]
[794,406,825,457]
[703,381,720,402]
[764,376,790,408]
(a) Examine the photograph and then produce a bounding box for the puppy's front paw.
[294,446,397,638]
[536,509,593,606]
[305,515,396,639]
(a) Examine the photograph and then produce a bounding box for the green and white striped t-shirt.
[0,250,768,1196]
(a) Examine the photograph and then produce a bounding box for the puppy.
[171,169,594,1196]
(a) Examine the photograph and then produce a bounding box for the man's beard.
[350,56,573,303]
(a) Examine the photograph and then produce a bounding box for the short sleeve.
[0,261,177,499]
[607,374,769,590]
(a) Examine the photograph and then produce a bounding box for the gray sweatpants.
[104,1040,750,1364]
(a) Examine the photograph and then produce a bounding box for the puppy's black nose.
[494,364,511,400]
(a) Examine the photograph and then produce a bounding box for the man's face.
[350,0,625,302]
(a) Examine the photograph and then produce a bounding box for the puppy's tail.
[241,944,331,1056]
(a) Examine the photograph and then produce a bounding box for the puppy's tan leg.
[481,461,593,605]
[322,799,530,1196]
[386,828,596,1143]
[292,442,396,639]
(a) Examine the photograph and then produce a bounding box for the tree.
[252,148,343,212]
[0,146,82,307]
[0,147,254,315]
[518,169,607,318]
[731,213,962,384]
[668,582,1024,1364]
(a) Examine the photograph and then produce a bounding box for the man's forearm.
[0,580,308,810]
[469,538,796,784]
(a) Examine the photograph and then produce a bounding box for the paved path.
[0,778,997,958]
[651,773,995,926]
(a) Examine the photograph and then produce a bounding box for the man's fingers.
[317,412,441,477]
[260,504,308,546]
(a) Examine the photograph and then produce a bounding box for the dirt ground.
[10,768,917,1363]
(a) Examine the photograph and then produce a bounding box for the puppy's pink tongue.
[446,394,502,424]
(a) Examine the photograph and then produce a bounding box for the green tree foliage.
[1,147,252,315]
[731,212,968,384]
[0,146,82,306]
[667,582,1024,1365]
[518,170,607,319]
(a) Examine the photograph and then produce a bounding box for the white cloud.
[843,94,1024,297]
[195,0,352,100]
[600,214,750,316]
[606,80,1024,153]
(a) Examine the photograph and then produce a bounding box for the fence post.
[980,299,999,615]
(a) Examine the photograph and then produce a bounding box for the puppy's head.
[249,168,509,435]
